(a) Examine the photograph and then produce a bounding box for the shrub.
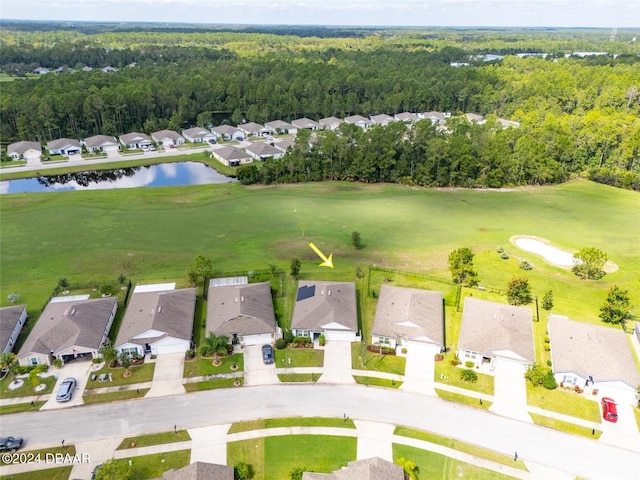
[546,359,552,367]
[544,336,550,343]
[543,371,558,390]
[318,335,325,346]
[367,344,396,355]
[496,247,504,253]
[185,349,195,359]
[92,357,103,364]
[520,260,533,270]
[275,338,287,350]
[293,336,312,344]
[464,360,475,368]
[500,253,509,260]
[52,358,63,368]
[450,358,461,367]
[402,348,408,354]
[283,330,294,344]
[460,368,478,383]
[544,344,551,351]
[100,283,114,295]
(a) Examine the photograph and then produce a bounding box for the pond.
[0,162,236,194]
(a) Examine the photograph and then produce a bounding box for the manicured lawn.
[83,388,150,404]
[278,373,318,382]
[117,430,190,449]
[0,374,56,399]
[228,417,356,434]
[351,343,406,375]
[529,413,602,439]
[0,446,75,466]
[393,444,518,479]
[183,378,241,391]
[228,435,356,480]
[0,401,46,415]
[0,466,73,480]
[526,383,601,422]
[434,353,495,395]
[183,353,244,377]
[85,363,155,388]
[394,426,527,471]
[435,389,493,410]
[109,450,190,479]
[353,376,402,388]
[274,348,324,368]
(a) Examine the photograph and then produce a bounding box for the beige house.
[7,141,42,161]
[151,130,185,147]
[83,135,119,153]
[0,305,28,354]
[245,142,284,161]
[212,146,252,167]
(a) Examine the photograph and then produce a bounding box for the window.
[461,350,477,361]
[28,357,40,366]
[120,347,138,357]
[562,374,576,386]
[297,330,310,338]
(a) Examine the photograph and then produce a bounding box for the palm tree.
[28,364,48,389]
[0,352,19,383]
[199,332,229,364]
[99,344,117,367]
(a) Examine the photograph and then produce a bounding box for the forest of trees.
[1,26,638,189]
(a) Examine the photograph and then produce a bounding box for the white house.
[83,135,120,153]
[182,127,217,144]
[17,296,117,366]
[265,120,293,135]
[0,305,28,354]
[206,277,277,347]
[394,112,419,123]
[238,122,269,137]
[274,138,295,153]
[344,115,370,129]
[151,129,185,147]
[119,132,153,149]
[369,113,396,127]
[212,145,253,167]
[245,142,284,161]
[319,117,342,131]
[420,112,448,124]
[46,138,82,156]
[7,141,42,162]
[115,283,196,357]
[211,125,244,141]
[291,281,358,342]
[291,117,320,131]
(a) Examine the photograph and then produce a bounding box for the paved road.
[2,384,638,479]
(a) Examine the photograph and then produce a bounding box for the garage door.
[155,343,187,355]
[324,330,356,342]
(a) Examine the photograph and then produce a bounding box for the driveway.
[488,360,532,422]
[599,402,640,449]
[243,345,279,386]
[188,424,231,464]
[40,358,93,410]
[145,353,185,397]
[318,341,355,384]
[399,342,438,395]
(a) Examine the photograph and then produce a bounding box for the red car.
[601,397,618,423]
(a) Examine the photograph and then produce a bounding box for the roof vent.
[241,296,245,302]
[328,290,332,296]
[157,306,162,313]
[70,308,76,316]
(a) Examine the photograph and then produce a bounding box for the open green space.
[0,466,73,480]
[228,417,356,434]
[227,435,356,480]
[183,353,244,377]
[526,383,601,423]
[117,430,190,450]
[435,389,492,410]
[83,388,150,404]
[109,450,190,479]
[393,444,518,479]
[274,348,324,368]
[529,413,602,439]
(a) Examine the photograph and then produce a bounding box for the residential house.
[291,117,321,131]
[81,66,94,72]
[212,146,252,167]
[344,115,370,129]
[33,67,49,74]
[464,113,486,124]
[303,457,404,480]
[115,283,196,357]
[371,286,444,355]
[158,462,234,480]
[319,117,342,131]
[274,138,295,153]
[119,132,153,150]
[83,135,119,153]
[548,315,640,404]
[457,297,534,369]
[265,120,293,135]
[0,305,27,354]
[102,66,118,73]
[46,138,82,156]
[238,122,269,138]
[182,127,217,144]
[291,281,358,342]
[17,296,117,366]
[394,112,419,123]
[497,118,520,129]
[211,125,244,141]
[245,142,284,161]
[369,113,395,127]
[420,112,448,124]
[7,141,42,161]
[206,277,277,347]
[151,130,185,147]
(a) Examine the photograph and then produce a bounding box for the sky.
[1,0,639,29]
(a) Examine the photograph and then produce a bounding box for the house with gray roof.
[206,278,277,346]
[81,66,93,72]
[17,296,117,367]
[344,115,370,129]
[274,137,295,153]
[372,286,444,352]
[420,111,448,124]
[119,132,153,149]
[7,141,42,161]
[245,142,284,161]
[102,66,118,73]
[549,315,640,404]
[46,138,81,156]
[238,122,269,137]
[157,462,233,480]
[151,129,185,147]
[319,117,342,131]
[211,125,244,141]
[457,297,534,369]
[115,283,195,357]
[0,305,27,354]
[303,457,404,480]
[394,112,419,123]
[212,145,253,167]
[265,120,293,134]
[369,113,395,126]
[464,113,486,124]
[291,281,358,342]
[33,67,50,74]
[83,135,119,153]
[292,117,321,131]
[182,127,217,144]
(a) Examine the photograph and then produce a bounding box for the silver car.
[56,377,77,402]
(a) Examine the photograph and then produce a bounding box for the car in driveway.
[56,377,77,402]
[262,344,274,364]
[601,397,618,423]
[0,436,23,452]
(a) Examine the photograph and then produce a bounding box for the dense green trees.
[572,247,607,280]
[506,276,533,306]
[599,286,632,325]
[448,247,478,286]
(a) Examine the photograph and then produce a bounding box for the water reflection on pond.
[0,162,236,194]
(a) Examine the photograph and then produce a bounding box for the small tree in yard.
[448,247,478,286]
[234,462,254,480]
[542,290,554,310]
[289,467,306,480]
[397,457,419,480]
[199,332,229,363]
[0,352,18,383]
[28,364,48,388]
[290,258,301,278]
[188,254,215,286]
[118,352,131,373]
[99,344,118,367]
[599,285,632,325]
[572,247,607,280]
[94,458,133,480]
[351,231,362,249]
[525,363,556,389]
[506,276,533,305]
[460,368,478,383]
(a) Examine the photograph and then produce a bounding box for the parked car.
[262,344,274,364]
[601,397,618,423]
[208,139,217,144]
[56,377,77,402]
[149,145,156,151]
[0,436,23,452]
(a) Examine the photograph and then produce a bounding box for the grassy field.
[0,374,56,399]
[435,389,493,410]
[83,388,150,404]
[526,383,601,422]
[529,413,602,439]
[228,417,356,433]
[117,430,190,449]
[109,450,190,479]
[274,347,324,367]
[183,353,244,377]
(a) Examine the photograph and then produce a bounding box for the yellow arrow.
[308,242,334,268]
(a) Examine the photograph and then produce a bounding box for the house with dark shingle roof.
[291,117,321,131]
[0,305,27,354]
[291,281,358,342]
[7,141,42,161]
[457,297,534,369]
[17,296,117,367]
[274,137,295,153]
[83,135,119,153]
[206,278,277,346]
[372,285,444,352]
[115,283,195,357]
[549,314,640,404]
[212,145,252,167]
[157,462,234,480]
[303,457,404,479]
[46,138,82,156]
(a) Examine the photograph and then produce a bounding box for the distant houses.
[0,305,28,354]
[7,141,42,162]
[46,138,82,156]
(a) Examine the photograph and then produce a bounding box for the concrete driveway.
[488,360,532,422]
[40,358,93,410]
[399,342,438,395]
[145,353,185,397]
[243,345,279,386]
[599,402,640,449]
[318,341,355,384]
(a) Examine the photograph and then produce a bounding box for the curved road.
[2,384,638,479]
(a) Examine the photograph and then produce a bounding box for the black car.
[0,436,23,452]
[56,377,77,402]
[262,344,274,364]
